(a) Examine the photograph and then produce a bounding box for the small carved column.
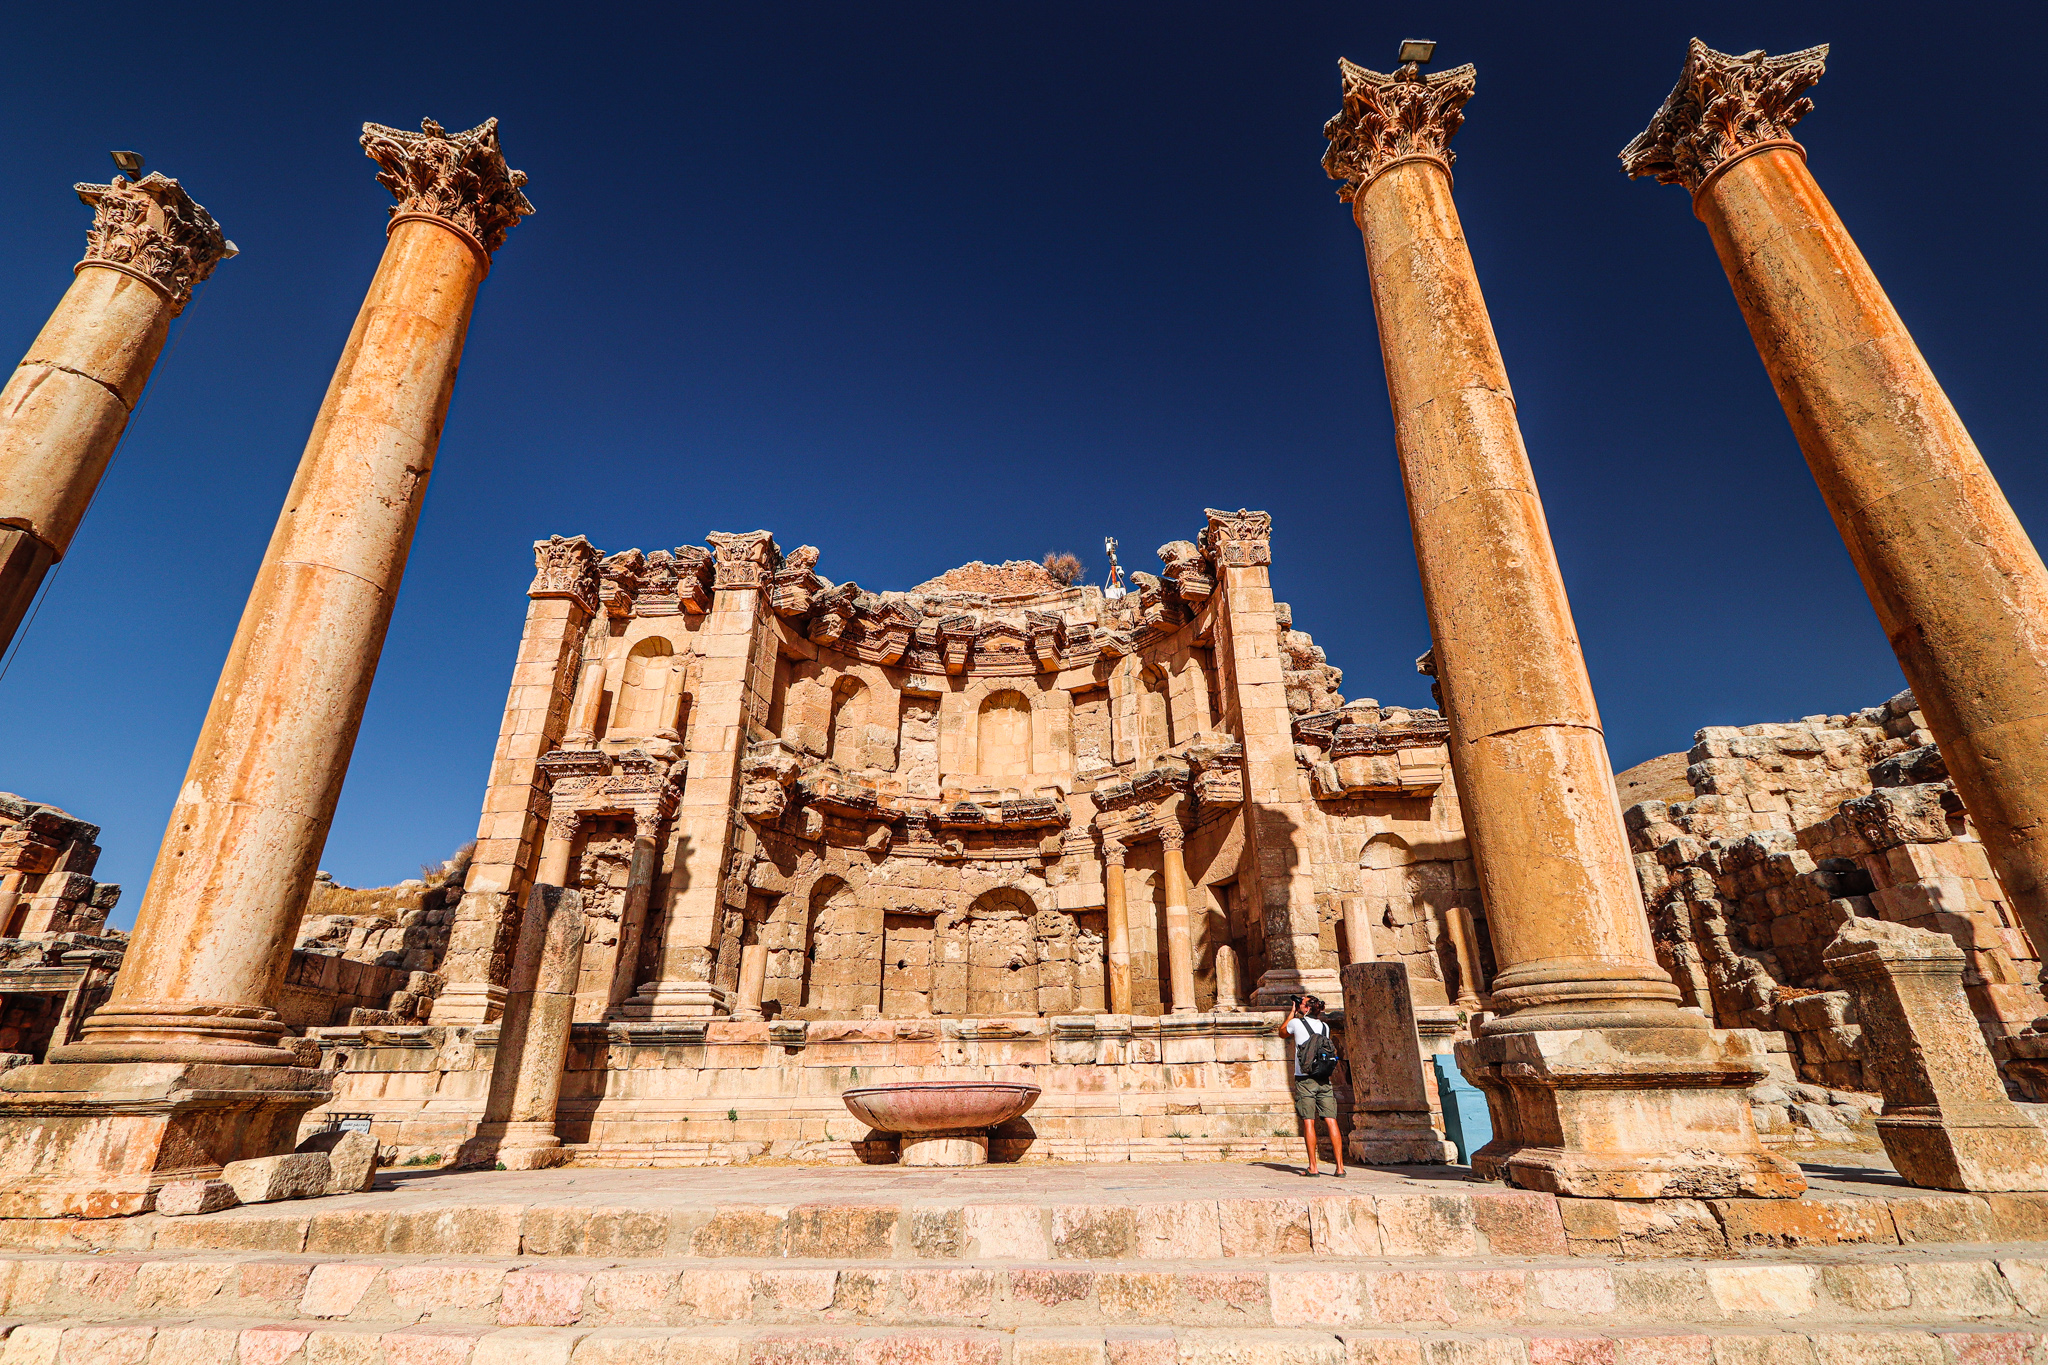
[62,119,531,1068]
[1326,57,1799,1198]
[1213,943,1243,1012]
[1624,42,2048,965]
[1159,825,1198,1014]
[1101,836,1133,1015]
[1445,905,1484,1011]
[732,943,769,1022]
[607,811,665,1015]
[561,658,609,747]
[655,659,689,742]
[534,807,580,889]
[1342,896,1378,965]
[0,173,233,653]
[476,883,585,1171]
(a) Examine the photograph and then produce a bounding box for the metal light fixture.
[1397,39,1437,66]
[109,150,144,177]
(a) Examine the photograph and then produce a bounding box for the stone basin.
[841,1081,1041,1166]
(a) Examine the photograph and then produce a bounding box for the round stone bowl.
[841,1081,1042,1166]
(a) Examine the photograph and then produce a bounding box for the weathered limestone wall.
[0,794,119,939]
[1625,692,2043,1095]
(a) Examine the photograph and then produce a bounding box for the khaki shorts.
[1292,1075,1336,1120]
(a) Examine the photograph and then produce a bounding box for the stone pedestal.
[1824,916,2048,1191]
[0,1062,327,1218]
[1624,42,2048,968]
[1325,55,1800,1198]
[0,173,231,653]
[1455,1026,1803,1198]
[1339,963,1454,1164]
[900,1130,988,1166]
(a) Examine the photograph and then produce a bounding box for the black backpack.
[1296,1020,1339,1081]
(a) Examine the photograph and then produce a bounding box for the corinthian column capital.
[360,117,534,254]
[72,173,236,314]
[1322,58,1476,202]
[1199,508,1273,568]
[1620,40,1829,193]
[530,534,601,612]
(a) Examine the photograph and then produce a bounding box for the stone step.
[10,1182,2047,1263]
[3,1247,2048,1333]
[1,1320,2045,1365]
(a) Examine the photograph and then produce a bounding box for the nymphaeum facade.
[313,509,1487,1163]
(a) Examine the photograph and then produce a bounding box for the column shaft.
[1343,896,1377,965]
[605,825,661,1014]
[1160,830,1198,1014]
[1327,56,1799,1198]
[1704,152,2048,954]
[733,943,768,1022]
[0,174,230,653]
[1102,839,1133,1015]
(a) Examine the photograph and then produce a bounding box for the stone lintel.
[1620,38,1829,193]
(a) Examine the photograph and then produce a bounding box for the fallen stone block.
[155,1180,239,1217]
[298,1129,377,1194]
[221,1151,331,1205]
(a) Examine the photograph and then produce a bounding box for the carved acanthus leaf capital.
[1101,835,1126,868]
[707,531,781,590]
[1199,508,1273,568]
[530,534,601,612]
[73,173,235,314]
[1158,824,1185,853]
[1323,59,1476,202]
[1620,40,1828,192]
[360,117,534,254]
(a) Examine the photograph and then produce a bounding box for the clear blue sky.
[3,2,2041,923]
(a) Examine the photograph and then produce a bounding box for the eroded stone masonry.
[307,511,1489,1163]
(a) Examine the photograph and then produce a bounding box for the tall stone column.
[1623,42,2048,962]
[0,173,233,653]
[1325,57,1800,1198]
[434,537,598,1027]
[1159,826,1199,1014]
[604,813,664,1016]
[621,531,778,1019]
[461,884,585,1171]
[1102,836,1133,1014]
[1204,510,1337,1007]
[0,117,531,1217]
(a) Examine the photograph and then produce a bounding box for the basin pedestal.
[841,1080,1041,1168]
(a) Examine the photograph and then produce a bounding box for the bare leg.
[1298,1115,1320,1174]
[1323,1116,1346,1174]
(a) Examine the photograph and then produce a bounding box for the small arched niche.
[612,637,675,736]
[978,690,1032,778]
[828,676,870,768]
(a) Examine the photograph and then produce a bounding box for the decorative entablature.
[1156,540,1214,604]
[530,534,601,613]
[768,546,823,618]
[1293,707,1451,800]
[534,534,720,618]
[738,745,1072,854]
[707,531,781,590]
[538,746,686,832]
[1276,602,1344,715]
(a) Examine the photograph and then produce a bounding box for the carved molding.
[1322,59,1477,202]
[360,117,534,254]
[1620,40,1828,193]
[73,173,235,314]
[530,534,600,612]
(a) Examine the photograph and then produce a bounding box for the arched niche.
[611,637,675,736]
[978,690,1032,778]
[800,876,881,1015]
[945,887,1104,1017]
[828,675,870,768]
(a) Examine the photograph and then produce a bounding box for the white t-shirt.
[1285,1017,1329,1078]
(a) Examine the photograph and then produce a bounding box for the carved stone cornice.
[1620,40,1828,194]
[1322,59,1477,202]
[1199,508,1273,569]
[73,173,235,314]
[360,117,534,255]
[706,531,780,591]
[530,534,600,612]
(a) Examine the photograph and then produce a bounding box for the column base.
[0,1061,331,1218]
[1348,1112,1456,1165]
[1251,967,1343,1008]
[1456,1026,1806,1200]
[456,1121,575,1171]
[1876,1105,2048,1192]
[613,979,730,1020]
[428,982,508,1027]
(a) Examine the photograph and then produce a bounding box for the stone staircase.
[4,1169,2048,1362]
